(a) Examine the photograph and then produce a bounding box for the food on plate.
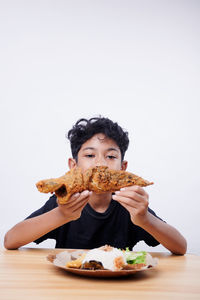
[65,245,157,271]
[81,245,126,271]
[36,166,153,204]
[66,253,86,269]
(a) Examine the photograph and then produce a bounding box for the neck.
[88,192,112,213]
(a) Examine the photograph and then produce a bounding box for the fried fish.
[36,166,153,204]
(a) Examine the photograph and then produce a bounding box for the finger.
[71,192,90,212]
[70,190,91,204]
[78,190,92,199]
[120,186,147,196]
[112,194,139,208]
[70,190,91,201]
[113,193,149,210]
[116,200,131,212]
[71,197,89,213]
[58,192,80,208]
[69,192,81,202]
[59,191,89,209]
[114,190,144,202]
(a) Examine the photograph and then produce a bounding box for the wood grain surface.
[0,248,200,300]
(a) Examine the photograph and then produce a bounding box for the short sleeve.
[25,194,58,244]
[134,207,165,247]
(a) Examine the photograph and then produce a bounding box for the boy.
[4,117,187,254]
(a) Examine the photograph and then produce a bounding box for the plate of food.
[47,245,158,277]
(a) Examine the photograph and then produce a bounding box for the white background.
[0,0,199,254]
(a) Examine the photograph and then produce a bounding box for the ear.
[121,160,128,171]
[68,158,77,169]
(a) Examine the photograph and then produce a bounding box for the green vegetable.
[124,249,147,265]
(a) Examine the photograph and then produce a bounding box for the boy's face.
[69,133,127,172]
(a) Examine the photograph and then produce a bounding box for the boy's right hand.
[57,190,92,221]
[4,190,91,250]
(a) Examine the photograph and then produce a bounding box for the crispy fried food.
[81,261,104,270]
[66,253,86,269]
[36,166,153,204]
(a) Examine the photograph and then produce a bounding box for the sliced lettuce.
[123,249,147,265]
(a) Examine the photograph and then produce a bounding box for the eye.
[85,154,95,158]
[107,155,116,159]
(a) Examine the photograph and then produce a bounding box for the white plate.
[47,249,157,278]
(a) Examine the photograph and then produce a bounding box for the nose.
[95,157,107,167]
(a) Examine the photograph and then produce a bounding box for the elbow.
[4,231,19,250]
[172,238,187,255]
[179,237,187,255]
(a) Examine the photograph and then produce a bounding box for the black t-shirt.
[26,195,161,249]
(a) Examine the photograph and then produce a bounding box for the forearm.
[140,212,187,255]
[4,207,72,250]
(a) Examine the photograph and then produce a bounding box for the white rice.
[82,247,126,271]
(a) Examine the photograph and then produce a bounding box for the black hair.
[67,116,129,161]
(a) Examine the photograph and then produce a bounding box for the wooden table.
[0,248,200,300]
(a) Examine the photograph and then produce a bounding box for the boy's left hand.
[112,186,149,227]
